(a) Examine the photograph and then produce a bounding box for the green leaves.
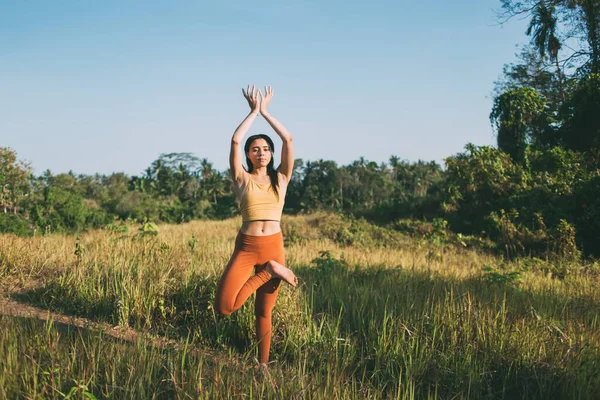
[560,73,600,151]
[134,222,159,240]
[481,265,522,286]
[491,88,547,164]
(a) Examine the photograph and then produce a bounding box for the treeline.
[2,141,599,258]
[2,0,600,259]
[0,148,444,233]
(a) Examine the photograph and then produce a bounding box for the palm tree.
[526,1,565,99]
[199,158,214,180]
[579,0,600,74]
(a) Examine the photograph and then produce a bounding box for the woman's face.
[247,138,272,168]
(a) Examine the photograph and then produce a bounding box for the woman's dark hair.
[244,134,279,198]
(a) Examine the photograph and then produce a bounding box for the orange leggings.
[214,231,283,364]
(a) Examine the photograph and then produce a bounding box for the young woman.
[214,85,298,368]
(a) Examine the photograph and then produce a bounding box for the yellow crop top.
[238,173,287,222]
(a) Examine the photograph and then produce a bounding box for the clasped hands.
[242,85,273,116]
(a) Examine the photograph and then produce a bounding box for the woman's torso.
[236,172,288,236]
[240,220,281,236]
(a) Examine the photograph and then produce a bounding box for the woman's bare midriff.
[240,220,281,236]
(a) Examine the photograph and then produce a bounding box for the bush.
[444,144,599,258]
[573,175,600,256]
[0,213,32,236]
[114,192,161,222]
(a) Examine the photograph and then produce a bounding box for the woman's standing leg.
[254,235,285,364]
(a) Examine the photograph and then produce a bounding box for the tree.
[526,1,565,99]
[499,0,600,74]
[298,160,341,211]
[560,73,600,150]
[490,88,546,163]
[0,147,31,214]
[571,0,600,74]
[443,144,530,234]
[144,153,201,196]
[283,158,305,213]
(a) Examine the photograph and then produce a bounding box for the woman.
[214,85,298,368]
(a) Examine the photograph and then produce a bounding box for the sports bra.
[237,172,287,222]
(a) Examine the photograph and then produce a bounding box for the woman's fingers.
[261,85,273,97]
[243,84,270,107]
[244,85,273,98]
[243,85,252,100]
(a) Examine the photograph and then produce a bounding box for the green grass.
[0,214,598,399]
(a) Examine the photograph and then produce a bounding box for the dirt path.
[1,296,138,340]
[0,292,200,354]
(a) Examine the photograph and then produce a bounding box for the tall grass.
[0,214,598,399]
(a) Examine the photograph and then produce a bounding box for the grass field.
[0,213,598,399]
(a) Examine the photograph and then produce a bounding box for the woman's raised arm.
[260,86,294,182]
[230,85,262,182]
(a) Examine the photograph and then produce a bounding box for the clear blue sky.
[1,0,529,176]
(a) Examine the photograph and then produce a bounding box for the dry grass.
[0,213,598,399]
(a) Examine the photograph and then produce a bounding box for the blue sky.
[1,0,529,176]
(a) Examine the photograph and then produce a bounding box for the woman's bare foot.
[257,362,268,371]
[255,362,276,387]
[265,260,298,287]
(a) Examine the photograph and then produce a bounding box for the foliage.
[481,265,522,286]
[0,147,32,214]
[2,140,598,259]
[0,213,32,236]
[310,213,406,248]
[444,142,599,257]
[571,175,600,255]
[311,250,348,273]
[134,222,159,240]
[500,0,600,74]
[559,73,600,150]
[444,144,529,232]
[491,88,547,163]
[494,46,565,116]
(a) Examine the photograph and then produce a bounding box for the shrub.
[0,213,32,236]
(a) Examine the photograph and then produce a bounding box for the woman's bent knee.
[214,301,234,316]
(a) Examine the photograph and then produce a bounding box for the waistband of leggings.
[236,230,283,246]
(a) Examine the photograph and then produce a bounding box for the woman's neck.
[252,166,268,177]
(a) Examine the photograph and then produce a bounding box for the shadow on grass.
[291,251,600,400]
[12,273,256,356]
[0,314,232,400]
[13,280,117,323]
[11,253,600,399]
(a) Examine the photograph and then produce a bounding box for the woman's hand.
[260,86,273,116]
[242,85,261,115]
